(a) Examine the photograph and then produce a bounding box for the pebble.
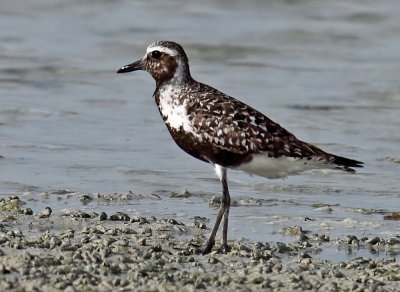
[297,232,309,242]
[169,189,191,198]
[96,225,106,234]
[24,208,33,215]
[314,206,333,213]
[38,207,52,218]
[14,230,23,237]
[99,212,107,221]
[80,212,91,219]
[6,231,15,237]
[109,213,130,221]
[79,194,92,203]
[386,237,400,245]
[317,234,330,242]
[192,221,207,229]
[367,237,381,245]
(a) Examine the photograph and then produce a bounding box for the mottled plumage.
[117,40,363,254]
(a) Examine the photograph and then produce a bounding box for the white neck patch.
[158,84,193,133]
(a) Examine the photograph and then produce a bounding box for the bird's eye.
[151,50,162,59]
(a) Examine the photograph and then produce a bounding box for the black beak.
[117,59,144,73]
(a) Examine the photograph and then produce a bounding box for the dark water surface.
[1,0,399,260]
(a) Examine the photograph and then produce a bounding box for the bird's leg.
[221,177,231,253]
[202,196,226,254]
[202,165,230,255]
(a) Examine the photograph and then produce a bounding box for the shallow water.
[1,0,399,260]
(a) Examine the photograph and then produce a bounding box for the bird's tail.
[331,155,364,173]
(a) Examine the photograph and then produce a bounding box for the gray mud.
[0,195,399,291]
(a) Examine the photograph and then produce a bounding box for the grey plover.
[117,41,363,254]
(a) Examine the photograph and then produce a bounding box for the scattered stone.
[367,237,380,245]
[192,221,207,229]
[79,194,93,203]
[52,189,74,195]
[0,196,22,211]
[347,235,359,245]
[297,232,309,242]
[59,229,74,239]
[280,225,305,236]
[209,195,221,207]
[316,234,330,242]
[383,212,400,220]
[0,199,399,291]
[314,206,333,213]
[109,213,130,221]
[386,237,400,245]
[99,212,107,221]
[207,257,220,264]
[148,193,161,200]
[14,230,23,237]
[7,230,15,237]
[299,252,312,259]
[161,218,184,225]
[38,207,52,218]
[80,212,91,219]
[23,208,33,215]
[232,198,262,207]
[169,189,191,198]
[131,216,152,224]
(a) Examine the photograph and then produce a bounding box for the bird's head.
[117,41,191,85]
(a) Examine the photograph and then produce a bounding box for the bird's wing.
[186,82,329,160]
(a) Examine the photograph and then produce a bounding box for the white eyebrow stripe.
[146,45,177,56]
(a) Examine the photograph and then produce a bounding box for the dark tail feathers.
[332,155,364,173]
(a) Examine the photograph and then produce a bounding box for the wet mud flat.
[0,194,400,291]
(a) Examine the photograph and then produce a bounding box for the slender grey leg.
[202,198,226,254]
[221,178,231,252]
[202,165,231,255]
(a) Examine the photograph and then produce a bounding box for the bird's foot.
[202,240,215,255]
[217,244,231,254]
[202,244,231,255]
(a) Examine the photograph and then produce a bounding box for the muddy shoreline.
[0,195,399,291]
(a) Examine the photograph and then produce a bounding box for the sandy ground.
[0,194,399,291]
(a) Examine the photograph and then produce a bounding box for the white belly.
[234,154,331,179]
